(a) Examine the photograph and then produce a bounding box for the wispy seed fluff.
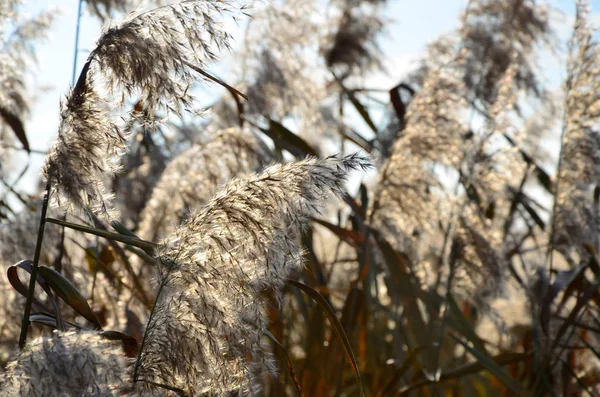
[44,0,251,218]
[44,72,123,216]
[371,58,467,235]
[93,0,245,111]
[85,0,138,21]
[0,331,128,397]
[134,154,372,396]
[554,0,600,258]
[138,127,272,242]
[0,6,55,164]
[323,2,385,74]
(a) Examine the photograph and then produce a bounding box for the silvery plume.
[371,54,467,239]
[0,331,129,397]
[553,0,600,259]
[133,154,371,395]
[43,0,252,218]
[371,13,530,302]
[405,0,551,115]
[137,127,272,242]
[84,0,183,22]
[239,0,329,134]
[451,213,507,306]
[0,4,55,164]
[0,207,63,361]
[323,0,385,75]
[457,0,552,107]
[85,0,139,21]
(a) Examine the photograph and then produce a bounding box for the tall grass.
[1,0,600,395]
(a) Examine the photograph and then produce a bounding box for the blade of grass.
[18,179,51,349]
[541,264,587,334]
[447,294,487,354]
[8,260,54,313]
[344,128,373,153]
[389,82,415,122]
[29,312,79,329]
[379,346,426,397]
[451,335,523,394]
[8,259,65,331]
[265,329,304,397]
[38,265,101,329]
[184,61,248,100]
[269,119,318,157]
[110,220,143,239]
[250,117,318,158]
[46,217,156,253]
[399,352,531,395]
[289,280,365,397]
[99,330,139,357]
[372,231,430,364]
[0,105,29,152]
[502,133,552,193]
[333,72,378,134]
[312,217,364,245]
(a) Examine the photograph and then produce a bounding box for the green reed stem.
[18,179,51,349]
[45,217,157,253]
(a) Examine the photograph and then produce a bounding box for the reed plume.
[85,0,138,21]
[138,127,272,241]
[0,262,23,364]
[113,132,168,229]
[240,0,328,136]
[553,0,600,259]
[134,154,371,395]
[0,4,55,158]
[43,0,250,218]
[371,0,546,306]
[0,331,128,397]
[459,0,551,106]
[372,59,467,236]
[323,0,385,74]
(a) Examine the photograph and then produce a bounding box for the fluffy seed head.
[554,0,600,257]
[134,154,372,395]
[0,331,129,397]
[138,127,272,241]
[43,0,251,218]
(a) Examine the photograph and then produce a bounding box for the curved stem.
[45,217,157,253]
[18,179,51,349]
[71,0,84,86]
[545,78,573,277]
[132,268,171,382]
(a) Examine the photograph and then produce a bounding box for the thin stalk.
[339,90,345,156]
[52,0,84,285]
[45,217,157,253]
[431,261,457,395]
[71,0,84,86]
[18,179,51,349]
[545,121,569,278]
[0,145,47,154]
[90,236,99,304]
[135,379,187,396]
[53,215,66,273]
[503,165,532,239]
[545,34,578,278]
[0,178,29,207]
[133,269,172,382]
[183,61,248,100]
[595,185,599,256]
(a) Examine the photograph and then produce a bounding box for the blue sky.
[8,0,599,195]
